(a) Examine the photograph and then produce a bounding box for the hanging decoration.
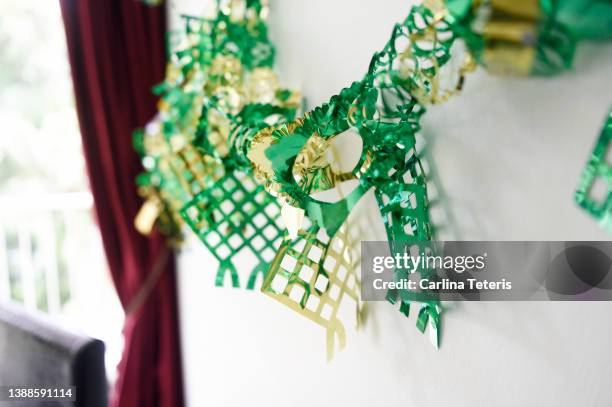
[134,0,612,358]
[576,107,612,232]
[135,1,300,288]
[447,0,574,75]
[246,0,472,350]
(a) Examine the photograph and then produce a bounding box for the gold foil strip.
[480,0,541,75]
[490,0,540,20]
[261,224,361,360]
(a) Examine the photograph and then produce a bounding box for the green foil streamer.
[575,107,612,231]
[557,0,612,40]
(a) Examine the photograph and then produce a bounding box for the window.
[0,0,124,381]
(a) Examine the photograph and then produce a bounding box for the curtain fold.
[59,1,184,406]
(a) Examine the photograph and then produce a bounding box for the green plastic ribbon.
[557,0,612,40]
[576,107,612,231]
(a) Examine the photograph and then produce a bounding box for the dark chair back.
[0,303,107,407]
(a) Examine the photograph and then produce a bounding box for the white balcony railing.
[0,192,95,314]
[0,192,124,379]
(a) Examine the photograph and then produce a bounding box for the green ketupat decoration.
[181,170,284,289]
[246,0,471,346]
[576,108,612,232]
[178,3,299,289]
[135,0,300,288]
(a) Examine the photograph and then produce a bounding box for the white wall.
[175,1,612,406]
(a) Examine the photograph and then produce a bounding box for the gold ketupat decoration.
[262,224,361,360]
[467,0,542,75]
[135,120,225,237]
[449,0,577,76]
[157,145,224,220]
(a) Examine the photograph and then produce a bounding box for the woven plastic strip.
[181,170,283,289]
[575,107,612,232]
[135,122,224,236]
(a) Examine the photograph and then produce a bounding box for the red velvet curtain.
[59,1,184,406]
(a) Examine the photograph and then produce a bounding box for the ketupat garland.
[134,0,612,358]
[135,0,300,287]
[246,0,471,352]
